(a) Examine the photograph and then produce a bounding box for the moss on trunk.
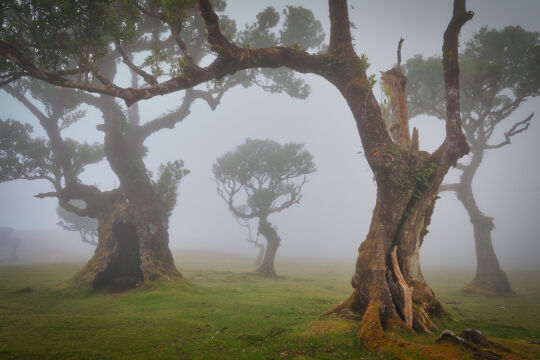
[74,200,181,291]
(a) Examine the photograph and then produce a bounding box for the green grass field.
[0,252,539,359]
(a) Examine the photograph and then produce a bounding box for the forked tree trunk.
[254,218,280,278]
[324,0,472,337]
[456,149,514,296]
[331,150,447,338]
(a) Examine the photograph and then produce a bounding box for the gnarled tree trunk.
[75,199,180,291]
[331,149,447,338]
[324,0,472,342]
[254,218,280,277]
[456,148,514,296]
[74,97,180,291]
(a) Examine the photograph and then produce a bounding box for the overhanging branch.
[485,113,533,149]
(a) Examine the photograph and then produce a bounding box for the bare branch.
[439,183,460,193]
[136,90,196,139]
[34,191,58,199]
[432,0,473,166]
[485,113,533,149]
[397,38,405,68]
[169,23,197,67]
[116,45,158,85]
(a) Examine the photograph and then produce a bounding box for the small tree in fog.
[57,201,98,246]
[213,139,316,277]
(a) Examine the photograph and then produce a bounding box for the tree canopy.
[213,138,315,220]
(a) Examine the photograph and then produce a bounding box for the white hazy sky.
[1,1,539,271]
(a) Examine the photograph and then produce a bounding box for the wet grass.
[0,255,539,359]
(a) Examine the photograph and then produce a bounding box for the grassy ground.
[0,253,539,359]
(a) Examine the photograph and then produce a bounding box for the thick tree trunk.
[74,97,180,291]
[254,218,280,277]
[330,155,446,341]
[74,199,180,291]
[457,149,514,296]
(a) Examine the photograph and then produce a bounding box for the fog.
[1,0,539,273]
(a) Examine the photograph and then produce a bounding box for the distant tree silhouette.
[57,201,99,246]
[213,139,316,277]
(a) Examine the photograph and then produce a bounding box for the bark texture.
[324,0,472,341]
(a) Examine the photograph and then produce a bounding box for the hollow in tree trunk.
[74,97,181,291]
[74,199,180,291]
[254,218,280,278]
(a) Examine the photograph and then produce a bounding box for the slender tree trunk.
[456,149,514,296]
[254,217,280,277]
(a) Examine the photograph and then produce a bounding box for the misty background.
[1,0,539,271]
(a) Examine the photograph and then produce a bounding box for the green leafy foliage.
[213,139,315,218]
[0,119,53,182]
[279,6,324,50]
[1,0,138,74]
[161,0,197,26]
[144,45,168,77]
[0,118,103,184]
[64,139,104,178]
[152,160,190,217]
[233,6,325,99]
